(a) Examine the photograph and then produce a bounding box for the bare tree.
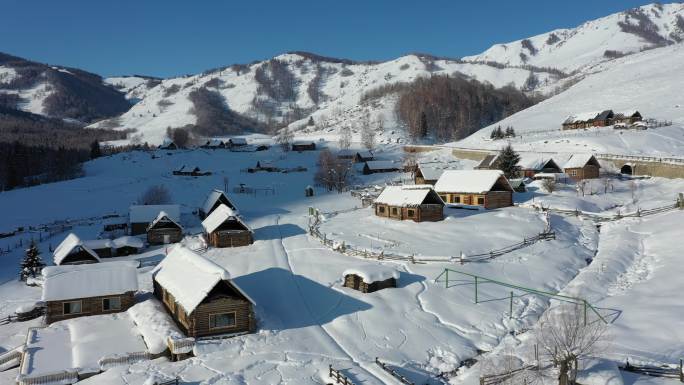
[629,180,638,203]
[403,151,418,178]
[542,178,557,193]
[576,180,587,197]
[535,304,608,385]
[314,149,353,192]
[361,119,376,151]
[139,185,172,205]
[339,125,352,150]
[601,178,611,194]
[375,113,385,132]
[276,127,294,152]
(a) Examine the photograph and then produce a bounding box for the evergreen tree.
[20,240,45,281]
[90,140,102,159]
[490,126,499,139]
[307,116,315,126]
[498,143,521,179]
[505,126,515,137]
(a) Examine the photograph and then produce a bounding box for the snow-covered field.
[0,139,682,384]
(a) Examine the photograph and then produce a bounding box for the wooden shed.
[129,205,181,235]
[517,155,562,178]
[152,246,256,338]
[112,236,144,256]
[563,154,601,180]
[434,170,513,209]
[562,110,613,130]
[147,211,183,245]
[613,110,642,125]
[343,265,399,293]
[414,165,443,185]
[373,185,444,222]
[199,189,238,219]
[159,140,178,150]
[41,261,138,324]
[508,179,527,193]
[53,233,101,266]
[292,141,316,151]
[228,137,248,148]
[202,204,253,248]
[362,160,400,175]
[83,239,113,258]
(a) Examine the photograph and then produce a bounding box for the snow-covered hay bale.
[342,265,399,293]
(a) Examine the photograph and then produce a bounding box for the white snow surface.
[342,265,399,284]
[112,236,144,249]
[434,169,507,193]
[42,261,139,301]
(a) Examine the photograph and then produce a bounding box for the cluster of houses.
[159,137,269,152]
[561,110,642,130]
[475,153,602,181]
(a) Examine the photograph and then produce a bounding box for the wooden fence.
[0,307,45,325]
[375,357,414,385]
[0,346,23,371]
[619,359,683,382]
[329,365,356,385]
[536,200,681,223]
[98,351,153,370]
[308,208,555,264]
[167,336,196,355]
[597,153,684,165]
[479,365,536,385]
[17,370,79,385]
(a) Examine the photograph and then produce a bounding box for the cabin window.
[378,206,385,213]
[452,196,460,204]
[477,197,485,205]
[407,209,415,217]
[570,170,577,176]
[391,207,398,215]
[102,297,122,311]
[209,312,237,329]
[63,300,82,315]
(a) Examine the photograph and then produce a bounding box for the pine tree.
[490,126,498,139]
[505,126,515,137]
[20,240,45,281]
[90,140,102,159]
[498,143,521,179]
[307,116,315,126]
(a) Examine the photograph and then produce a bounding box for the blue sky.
[2,0,652,78]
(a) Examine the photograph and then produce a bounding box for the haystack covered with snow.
[343,265,399,293]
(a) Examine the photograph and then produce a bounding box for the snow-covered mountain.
[463,2,684,73]
[91,52,563,144]
[0,52,130,122]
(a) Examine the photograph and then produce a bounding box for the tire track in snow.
[272,215,388,385]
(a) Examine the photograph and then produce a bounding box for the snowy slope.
[456,42,684,156]
[463,3,684,73]
[88,53,564,144]
[105,76,160,102]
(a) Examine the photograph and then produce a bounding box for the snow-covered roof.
[417,165,444,181]
[563,154,598,169]
[147,210,182,230]
[205,139,224,147]
[563,111,601,124]
[343,265,399,284]
[112,236,144,249]
[356,150,373,159]
[229,137,247,145]
[153,246,255,313]
[129,205,181,223]
[517,154,556,170]
[434,170,510,193]
[374,185,442,207]
[201,204,251,234]
[201,189,236,215]
[53,233,101,265]
[83,239,113,250]
[42,261,139,301]
[615,110,640,118]
[364,160,398,170]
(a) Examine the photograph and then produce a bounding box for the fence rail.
[17,370,79,385]
[98,351,153,370]
[597,153,684,165]
[0,346,23,371]
[329,365,356,385]
[535,200,681,223]
[308,207,555,264]
[480,365,536,385]
[375,357,414,385]
[619,359,684,382]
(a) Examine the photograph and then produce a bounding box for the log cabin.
[53,233,101,266]
[373,185,444,222]
[562,110,614,130]
[342,265,399,293]
[200,189,238,219]
[129,205,181,235]
[414,165,443,185]
[517,155,563,178]
[112,236,144,256]
[362,160,400,175]
[508,178,527,193]
[147,211,183,245]
[434,170,514,209]
[202,204,253,248]
[613,110,643,125]
[291,141,316,151]
[159,139,178,150]
[563,154,601,180]
[41,261,138,324]
[152,246,256,338]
